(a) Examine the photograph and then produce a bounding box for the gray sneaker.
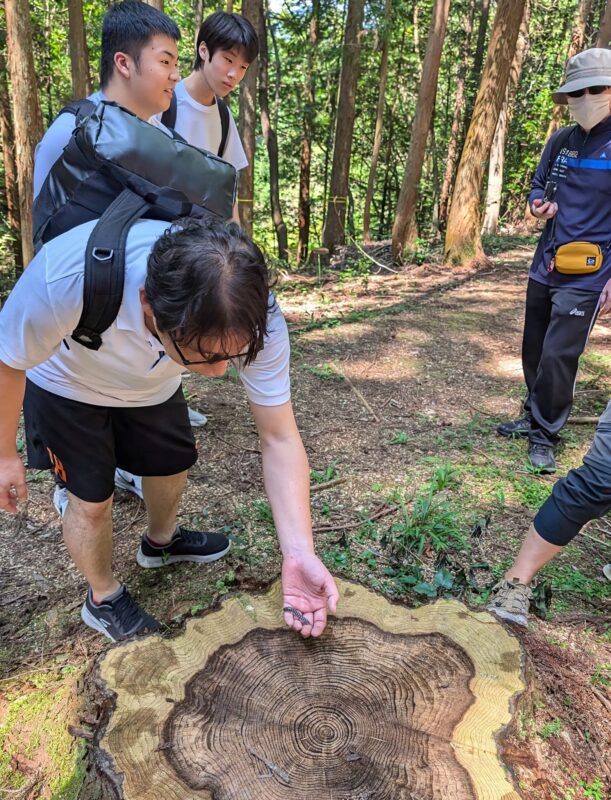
[188,406,208,427]
[487,578,534,627]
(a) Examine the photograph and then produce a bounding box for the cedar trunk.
[482,1,530,235]
[363,0,392,244]
[391,0,451,260]
[238,0,259,235]
[195,1,205,36]
[142,0,163,9]
[256,2,287,260]
[4,0,44,267]
[597,0,611,45]
[297,0,319,263]
[438,0,476,230]
[68,0,91,99]
[444,0,526,266]
[0,44,22,272]
[321,0,365,252]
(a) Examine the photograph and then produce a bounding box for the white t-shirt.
[0,220,290,408]
[163,81,248,170]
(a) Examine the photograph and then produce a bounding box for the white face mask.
[567,92,611,131]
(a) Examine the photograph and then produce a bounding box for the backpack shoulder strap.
[216,97,230,158]
[546,124,577,178]
[57,98,97,126]
[161,92,177,131]
[72,188,152,351]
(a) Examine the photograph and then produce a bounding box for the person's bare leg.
[62,493,118,603]
[505,523,563,584]
[141,471,188,544]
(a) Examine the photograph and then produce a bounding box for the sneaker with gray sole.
[496,416,531,438]
[114,468,144,499]
[80,585,160,641]
[136,526,231,568]
[487,578,534,627]
[528,443,556,473]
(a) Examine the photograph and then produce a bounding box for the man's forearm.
[0,361,26,456]
[261,434,314,557]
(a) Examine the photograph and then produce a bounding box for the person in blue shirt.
[497,48,611,473]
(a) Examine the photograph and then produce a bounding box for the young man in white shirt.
[0,218,339,642]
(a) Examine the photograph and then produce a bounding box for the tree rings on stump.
[97,580,524,799]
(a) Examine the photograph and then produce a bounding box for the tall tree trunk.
[321,0,365,252]
[391,0,451,260]
[363,0,392,244]
[597,0,611,45]
[438,0,476,230]
[444,0,526,266]
[4,0,44,267]
[482,0,530,236]
[461,0,491,138]
[227,1,234,12]
[195,0,205,35]
[544,0,593,143]
[297,0,319,263]
[143,0,163,9]
[256,1,287,259]
[68,0,91,99]
[238,0,259,235]
[0,43,22,272]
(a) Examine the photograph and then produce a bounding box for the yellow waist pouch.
[554,241,602,274]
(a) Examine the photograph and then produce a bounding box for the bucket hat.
[553,48,611,104]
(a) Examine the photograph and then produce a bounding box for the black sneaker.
[136,526,231,568]
[528,443,556,473]
[80,585,161,642]
[496,416,531,438]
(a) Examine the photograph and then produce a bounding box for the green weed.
[388,431,409,445]
[590,664,610,687]
[310,461,339,483]
[303,363,343,381]
[539,718,562,739]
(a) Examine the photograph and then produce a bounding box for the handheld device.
[542,180,558,204]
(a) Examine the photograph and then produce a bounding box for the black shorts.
[23,380,197,503]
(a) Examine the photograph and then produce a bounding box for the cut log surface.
[98,580,524,800]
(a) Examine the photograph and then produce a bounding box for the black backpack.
[33,100,237,351]
[161,91,230,158]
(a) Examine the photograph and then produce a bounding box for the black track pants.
[522,279,600,447]
[535,399,611,545]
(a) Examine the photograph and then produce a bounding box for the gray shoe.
[487,578,534,627]
[528,443,556,473]
[497,416,531,438]
[603,564,611,582]
[188,406,208,427]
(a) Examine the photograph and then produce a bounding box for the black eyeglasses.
[168,332,250,366]
[567,85,610,98]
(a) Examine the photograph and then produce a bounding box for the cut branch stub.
[98,580,524,800]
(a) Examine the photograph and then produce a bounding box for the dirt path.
[1,241,610,798]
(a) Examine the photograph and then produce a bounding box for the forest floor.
[0,235,610,800]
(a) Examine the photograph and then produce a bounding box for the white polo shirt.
[0,219,290,408]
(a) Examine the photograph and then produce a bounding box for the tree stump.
[97,580,524,799]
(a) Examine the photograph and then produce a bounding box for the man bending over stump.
[0,218,339,641]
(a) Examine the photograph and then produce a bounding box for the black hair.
[193,11,259,71]
[100,1,181,88]
[145,218,270,366]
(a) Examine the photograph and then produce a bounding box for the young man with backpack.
[159,10,258,226]
[0,218,339,642]
[496,49,611,473]
[33,2,211,511]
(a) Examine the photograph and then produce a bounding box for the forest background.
[0,0,610,289]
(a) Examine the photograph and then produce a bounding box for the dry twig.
[330,361,381,422]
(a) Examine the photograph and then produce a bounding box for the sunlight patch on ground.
[493,356,523,379]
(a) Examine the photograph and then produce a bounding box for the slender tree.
[142,0,163,10]
[68,0,91,99]
[597,0,611,45]
[460,0,491,138]
[4,0,44,266]
[438,0,476,230]
[392,0,451,260]
[297,0,319,263]
[363,0,392,244]
[321,0,365,252]
[0,42,22,272]
[444,0,527,266]
[256,1,287,259]
[482,1,530,236]
[195,1,205,35]
[238,0,259,235]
